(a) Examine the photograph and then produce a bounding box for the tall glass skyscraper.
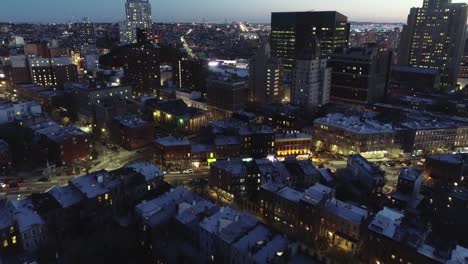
[398,0,467,90]
[270,11,350,72]
[120,0,152,45]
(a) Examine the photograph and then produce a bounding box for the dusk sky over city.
[0,0,468,262]
[2,0,467,23]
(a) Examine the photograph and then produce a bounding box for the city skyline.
[1,0,467,23]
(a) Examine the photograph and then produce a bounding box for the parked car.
[8,182,21,188]
[183,169,194,174]
[38,177,50,182]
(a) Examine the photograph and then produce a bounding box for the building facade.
[270,11,350,72]
[329,44,391,105]
[398,0,468,89]
[120,0,152,45]
[249,42,284,105]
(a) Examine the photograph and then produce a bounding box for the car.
[183,169,194,174]
[8,182,21,188]
[38,177,50,182]
[0,182,6,188]
[170,171,181,175]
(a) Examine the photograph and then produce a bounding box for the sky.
[1,0,467,23]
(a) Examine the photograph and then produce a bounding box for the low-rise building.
[0,200,20,254]
[64,81,132,124]
[214,136,241,159]
[275,133,312,159]
[313,112,401,158]
[15,84,63,111]
[367,207,468,264]
[8,199,47,253]
[238,125,275,159]
[110,115,154,150]
[28,121,92,167]
[423,154,468,185]
[148,99,210,132]
[134,187,311,264]
[400,116,468,156]
[0,100,43,125]
[259,182,368,253]
[154,136,191,169]
[209,159,260,200]
[390,168,423,211]
[347,154,386,194]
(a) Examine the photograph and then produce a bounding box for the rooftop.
[324,198,368,224]
[211,159,247,177]
[135,187,194,226]
[399,168,421,182]
[69,171,112,199]
[31,121,89,143]
[275,133,312,141]
[302,183,335,206]
[428,154,468,165]
[199,207,257,243]
[47,185,83,209]
[348,154,383,175]
[276,187,303,203]
[126,161,164,182]
[114,115,149,128]
[214,136,241,146]
[175,199,217,225]
[255,159,291,184]
[368,207,404,239]
[315,112,396,134]
[155,136,191,147]
[238,125,274,136]
[150,99,206,119]
[10,199,45,232]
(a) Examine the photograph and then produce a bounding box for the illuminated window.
[3,240,8,248]
[147,185,151,191]
[105,194,109,200]
[12,236,16,244]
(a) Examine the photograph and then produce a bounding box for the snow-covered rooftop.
[315,112,396,134]
[368,207,404,239]
[324,198,368,224]
[302,183,335,206]
[276,187,303,203]
[10,199,45,232]
[69,171,111,199]
[211,159,247,177]
[48,185,83,208]
[126,161,164,182]
[175,200,216,225]
[155,136,190,147]
[135,187,194,226]
[199,207,257,243]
